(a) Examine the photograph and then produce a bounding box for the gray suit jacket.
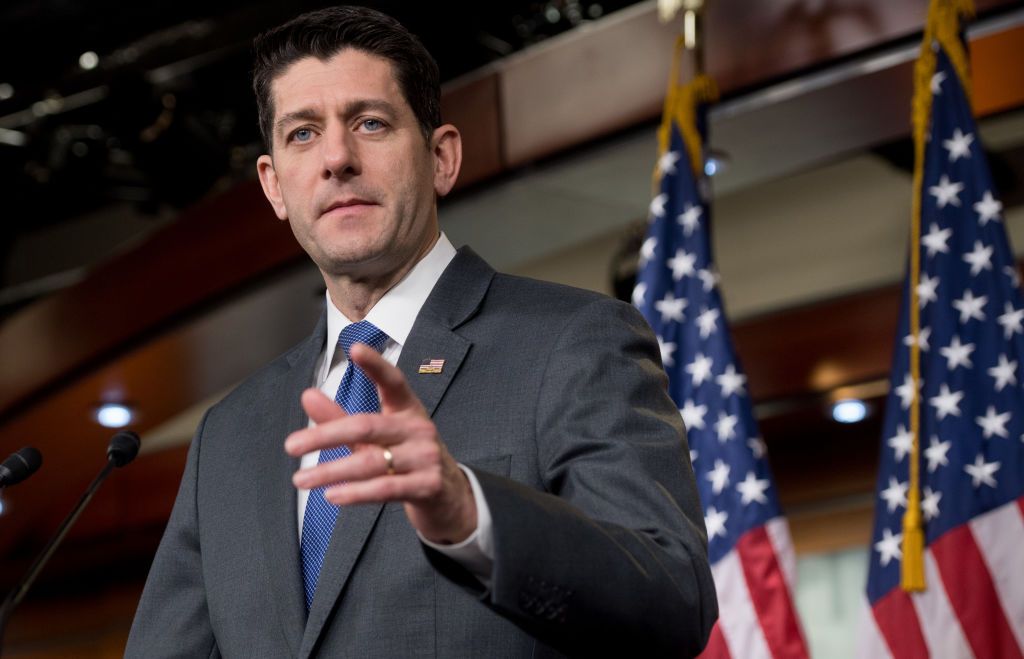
[126,248,716,658]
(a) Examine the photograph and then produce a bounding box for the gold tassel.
[901,486,926,590]
[677,75,719,178]
[654,37,719,190]
[901,0,975,594]
[654,36,687,190]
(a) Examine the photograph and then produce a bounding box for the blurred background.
[0,0,1022,656]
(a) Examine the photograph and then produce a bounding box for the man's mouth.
[321,198,377,216]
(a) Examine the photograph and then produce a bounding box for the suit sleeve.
[428,297,717,657]
[125,410,219,659]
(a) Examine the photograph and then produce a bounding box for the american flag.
[634,75,809,659]
[417,358,445,374]
[860,9,1024,657]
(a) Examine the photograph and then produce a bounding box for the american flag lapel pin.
[418,358,445,374]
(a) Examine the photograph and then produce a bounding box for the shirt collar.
[322,232,457,365]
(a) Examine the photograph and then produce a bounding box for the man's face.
[257,49,457,282]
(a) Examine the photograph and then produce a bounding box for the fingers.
[324,471,444,506]
[301,388,346,425]
[283,388,349,458]
[292,437,443,494]
[349,342,422,413]
[284,415,359,457]
[284,403,436,456]
[285,407,436,456]
[288,387,396,456]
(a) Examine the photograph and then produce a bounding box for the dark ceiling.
[0,0,638,312]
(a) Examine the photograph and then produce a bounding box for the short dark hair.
[252,6,441,151]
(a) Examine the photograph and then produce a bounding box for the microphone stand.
[0,436,136,654]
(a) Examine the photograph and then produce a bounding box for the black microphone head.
[107,431,140,467]
[0,446,43,486]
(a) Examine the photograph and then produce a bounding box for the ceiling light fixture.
[831,398,868,424]
[704,150,730,177]
[96,403,134,428]
[79,51,99,71]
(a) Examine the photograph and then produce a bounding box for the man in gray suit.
[127,6,716,657]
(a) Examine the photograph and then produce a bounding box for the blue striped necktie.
[300,320,389,611]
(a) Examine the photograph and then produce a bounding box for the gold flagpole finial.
[658,0,706,25]
[658,0,684,23]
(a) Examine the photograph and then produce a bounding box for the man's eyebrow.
[345,99,399,117]
[275,108,321,133]
[275,99,400,134]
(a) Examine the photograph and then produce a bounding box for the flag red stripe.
[735,526,809,658]
[858,598,895,659]
[872,588,929,659]
[969,496,1024,652]
[699,622,732,659]
[932,524,1024,659]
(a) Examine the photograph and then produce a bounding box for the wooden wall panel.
[499,0,1022,166]
[706,0,1012,93]
[0,180,303,421]
[500,4,671,167]
[972,24,1024,116]
[0,260,322,574]
[734,286,902,402]
[442,71,504,190]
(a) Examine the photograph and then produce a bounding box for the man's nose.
[321,129,359,179]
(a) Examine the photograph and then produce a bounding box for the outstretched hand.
[284,343,477,545]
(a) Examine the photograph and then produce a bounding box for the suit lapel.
[256,311,326,657]
[400,248,492,414]
[399,322,470,416]
[298,248,494,656]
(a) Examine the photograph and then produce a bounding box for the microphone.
[0,447,42,488]
[0,432,141,648]
[107,431,140,467]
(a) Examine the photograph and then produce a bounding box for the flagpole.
[683,1,705,75]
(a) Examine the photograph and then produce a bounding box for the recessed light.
[704,151,730,177]
[79,51,99,71]
[832,399,867,424]
[96,403,134,428]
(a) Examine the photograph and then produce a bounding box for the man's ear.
[256,154,289,221]
[431,124,462,197]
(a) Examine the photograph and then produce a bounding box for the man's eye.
[291,128,313,142]
[361,118,385,132]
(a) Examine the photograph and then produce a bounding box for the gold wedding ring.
[382,448,395,475]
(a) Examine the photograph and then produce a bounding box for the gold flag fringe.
[903,0,975,593]
[654,36,719,190]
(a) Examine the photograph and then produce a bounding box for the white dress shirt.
[297,232,494,581]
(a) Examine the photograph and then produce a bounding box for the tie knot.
[338,320,389,358]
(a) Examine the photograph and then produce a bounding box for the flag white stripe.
[764,516,797,592]
[912,550,974,659]
[969,499,1024,652]
[855,598,894,659]
[712,548,772,659]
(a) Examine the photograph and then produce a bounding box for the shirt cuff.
[417,465,494,586]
